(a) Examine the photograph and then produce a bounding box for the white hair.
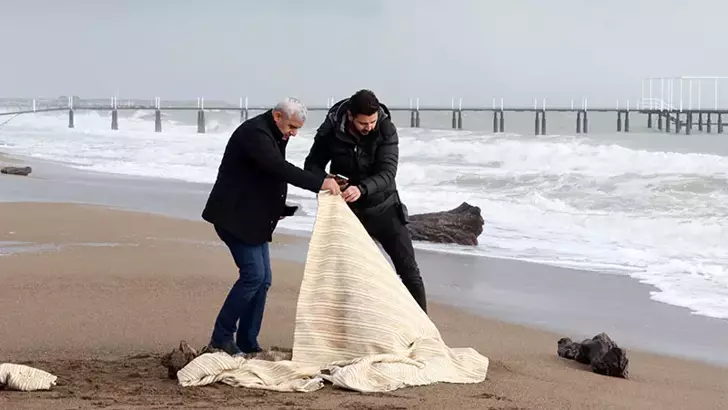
[273,97,308,122]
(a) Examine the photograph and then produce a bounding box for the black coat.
[201,110,324,244]
[303,98,401,216]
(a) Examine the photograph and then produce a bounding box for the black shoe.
[208,339,244,357]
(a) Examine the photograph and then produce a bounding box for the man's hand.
[321,177,341,195]
[329,173,349,189]
[342,186,361,203]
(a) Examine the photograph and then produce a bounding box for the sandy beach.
[1,199,727,409]
[1,153,728,409]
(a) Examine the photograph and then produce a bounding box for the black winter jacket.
[202,110,324,244]
[304,98,401,216]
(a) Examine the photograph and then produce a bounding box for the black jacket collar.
[263,109,287,148]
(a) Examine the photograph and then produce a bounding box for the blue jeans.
[210,225,272,352]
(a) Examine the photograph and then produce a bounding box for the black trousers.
[358,201,428,313]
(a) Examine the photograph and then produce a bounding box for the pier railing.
[0,96,726,135]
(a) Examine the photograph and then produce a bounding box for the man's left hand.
[342,186,361,203]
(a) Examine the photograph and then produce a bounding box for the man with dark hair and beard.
[303,89,428,313]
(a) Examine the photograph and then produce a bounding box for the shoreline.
[2,151,728,368]
[1,201,727,409]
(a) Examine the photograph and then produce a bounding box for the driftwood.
[160,340,293,379]
[557,332,629,378]
[1,166,31,176]
[407,202,484,246]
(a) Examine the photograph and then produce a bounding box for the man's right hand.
[321,177,342,195]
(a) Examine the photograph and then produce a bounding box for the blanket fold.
[178,192,489,392]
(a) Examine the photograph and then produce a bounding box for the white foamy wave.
[1,109,728,320]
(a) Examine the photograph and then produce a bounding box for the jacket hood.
[326,98,392,135]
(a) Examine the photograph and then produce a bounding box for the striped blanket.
[0,363,57,391]
[178,192,489,392]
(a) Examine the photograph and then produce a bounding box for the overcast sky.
[1,0,725,107]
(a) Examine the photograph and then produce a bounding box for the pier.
[1,76,726,135]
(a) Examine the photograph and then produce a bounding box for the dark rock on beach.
[407,202,484,246]
[1,166,32,176]
[557,332,629,378]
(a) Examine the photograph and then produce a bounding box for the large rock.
[557,332,629,378]
[407,202,484,246]
[1,166,32,176]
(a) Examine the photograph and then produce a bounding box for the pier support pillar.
[457,110,463,129]
[451,110,457,129]
[155,110,162,132]
[686,112,692,135]
[410,110,415,127]
[415,110,420,127]
[240,109,249,123]
[576,111,582,133]
[68,109,74,129]
[675,112,681,134]
[699,113,703,131]
[541,110,546,135]
[197,110,206,134]
[492,111,498,133]
[666,112,671,133]
[498,110,504,132]
[111,110,118,130]
[707,113,712,133]
[647,113,652,128]
[582,110,589,133]
[624,110,630,132]
[534,111,541,135]
[617,111,622,132]
[719,113,724,133]
[658,112,663,130]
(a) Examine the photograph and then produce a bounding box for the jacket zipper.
[353,144,361,182]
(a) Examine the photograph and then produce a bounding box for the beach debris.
[161,340,293,379]
[0,363,58,391]
[1,166,32,176]
[161,341,201,379]
[557,332,629,378]
[407,202,484,246]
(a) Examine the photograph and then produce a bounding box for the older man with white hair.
[202,97,341,356]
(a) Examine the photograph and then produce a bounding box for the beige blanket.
[178,192,489,392]
[0,363,57,391]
